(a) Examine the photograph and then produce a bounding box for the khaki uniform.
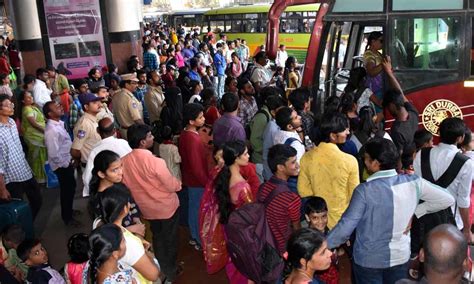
[113,88,143,138]
[97,102,114,122]
[144,85,164,124]
[71,112,101,163]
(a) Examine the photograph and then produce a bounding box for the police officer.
[70,92,102,166]
[94,85,114,122]
[113,73,144,139]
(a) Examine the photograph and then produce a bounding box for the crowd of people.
[0,21,473,284]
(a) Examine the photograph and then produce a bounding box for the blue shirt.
[134,85,149,122]
[181,48,195,62]
[143,51,158,71]
[188,70,201,82]
[214,52,227,76]
[327,169,455,269]
[262,120,280,180]
[212,113,246,148]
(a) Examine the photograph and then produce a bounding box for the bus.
[267,0,474,136]
[166,9,209,33]
[202,4,319,63]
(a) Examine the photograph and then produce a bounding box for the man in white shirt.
[82,117,132,196]
[32,68,53,109]
[414,117,474,242]
[273,106,305,163]
[43,101,79,226]
[250,51,274,93]
[275,44,288,68]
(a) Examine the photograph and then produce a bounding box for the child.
[88,224,132,284]
[0,224,28,282]
[304,197,338,284]
[17,239,66,283]
[178,103,209,250]
[157,126,182,180]
[64,233,89,284]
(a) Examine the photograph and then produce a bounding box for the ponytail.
[88,224,122,284]
[215,165,232,224]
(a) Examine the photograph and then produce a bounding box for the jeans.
[54,165,76,224]
[353,261,409,284]
[6,178,42,220]
[149,210,179,281]
[188,187,204,245]
[217,75,226,99]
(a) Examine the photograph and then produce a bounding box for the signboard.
[44,0,107,80]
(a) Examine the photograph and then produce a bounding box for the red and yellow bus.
[267,0,474,135]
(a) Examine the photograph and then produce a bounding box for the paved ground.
[33,177,350,284]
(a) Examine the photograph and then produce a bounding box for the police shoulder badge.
[422,99,463,136]
[77,130,86,139]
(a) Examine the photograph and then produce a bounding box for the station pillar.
[104,0,142,73]
[8,0,46,77]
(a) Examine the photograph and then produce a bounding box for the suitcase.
[0,198,34,239]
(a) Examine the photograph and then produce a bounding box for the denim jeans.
[353,261,409,284]
[188,187,205,245]
[217,75,226,99]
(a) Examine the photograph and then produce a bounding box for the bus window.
[285,12,304,33]
[390,17,461,90]
[259,13,268,33]
[243,14,258,33]
[390,17,460,70]
[224,16,232,33]
[229,14,242,33]
[210,20,225,33]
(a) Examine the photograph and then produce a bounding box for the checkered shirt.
[0,118,33,184]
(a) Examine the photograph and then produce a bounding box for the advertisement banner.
[44,0,107,80]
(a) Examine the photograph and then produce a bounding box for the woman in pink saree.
[200,140,254,284]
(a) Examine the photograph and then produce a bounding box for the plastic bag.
[199,168,228,274]
[44,162,59,188]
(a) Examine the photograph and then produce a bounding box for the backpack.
[246,108,271,140]
[225,185,286,283]
[410,147,469,254]
[239,63,256,82]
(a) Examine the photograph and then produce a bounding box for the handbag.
[45,162,59,189]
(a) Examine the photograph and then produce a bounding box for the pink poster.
[44,0,107,80]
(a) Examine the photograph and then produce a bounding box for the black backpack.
[410,147,469,254]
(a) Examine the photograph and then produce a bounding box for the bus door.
[319,21,384,99]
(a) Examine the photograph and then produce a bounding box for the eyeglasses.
[0,102,14,109]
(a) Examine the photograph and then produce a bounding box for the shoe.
[188,239,197,246]
[194,244,202,251]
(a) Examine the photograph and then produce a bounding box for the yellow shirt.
[298,142,359,228]
[71,112,101,163]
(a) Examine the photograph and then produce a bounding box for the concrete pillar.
[8,0,45,77]
[104,0,142,73]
